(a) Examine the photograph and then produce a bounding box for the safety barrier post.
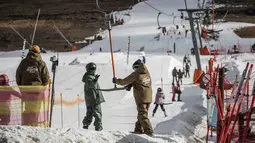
[77,94,80,128]
[60,93,63,128]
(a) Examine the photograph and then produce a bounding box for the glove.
[124,84,132,91]
[112,77,117,84]
[95,74,100,80]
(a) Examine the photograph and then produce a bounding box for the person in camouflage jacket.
[82,62,105,131]
[112,59,153,136]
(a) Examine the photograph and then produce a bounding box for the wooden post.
[217,68,224,143]
[60,93,63,128]
[77,94,80,128]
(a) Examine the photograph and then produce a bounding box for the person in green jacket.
[112,59,153,136]
[16,45,50,126]
[82,62,105,131]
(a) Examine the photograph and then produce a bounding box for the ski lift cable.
[143,1,177,17]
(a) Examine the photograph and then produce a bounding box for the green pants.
[134,103,153,134]
[83,104,102,130]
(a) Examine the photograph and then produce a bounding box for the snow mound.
[0,126,186,143]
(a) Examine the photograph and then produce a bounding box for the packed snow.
[1,0,255,142]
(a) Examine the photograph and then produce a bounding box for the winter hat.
[132,59,142,69]
[0,74,9,86]
[30,45,41,53]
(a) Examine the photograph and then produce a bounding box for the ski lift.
[157,12,167,35]
[173,16,179,30]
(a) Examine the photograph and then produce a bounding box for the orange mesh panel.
[0,85,50,127]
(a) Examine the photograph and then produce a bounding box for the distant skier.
[0,74,21,125]
[152,88,167,117]
[187,54,191,66]
[82,62,105,131]
[162,27,167,35]
[113,59,153,136]
[177,69,184,85]
[172,83,182,102]
[185,63,190,78]
[183,55,187,66]
[172,67,178,84]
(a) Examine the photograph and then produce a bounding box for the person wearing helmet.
[112,59,153,136]
[0,74,21,125]
[152,87,167,117]
[16,45,50,126]
[82,62,105,131]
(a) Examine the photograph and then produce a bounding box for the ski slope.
[1,0,255,142]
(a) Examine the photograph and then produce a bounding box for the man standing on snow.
[187,54,191,66]
[172,67,178,84]
[112,59,153,137]
[185,63,190,78]
[183,55,187,66]
[177,69,184,85]
[16,45,50,126]
[82,62,105,131]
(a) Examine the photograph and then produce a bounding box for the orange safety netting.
[0,85,50,127]
[54,95,85,107]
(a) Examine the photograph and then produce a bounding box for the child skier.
[172,83,182,102]
[152,88,167,117]
[82,62,105,131]
[0,74,21,125]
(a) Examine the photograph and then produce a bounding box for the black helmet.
[157,87,162,92]
[86,62,96,73]
[132,59,142,70]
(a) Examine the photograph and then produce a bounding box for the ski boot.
[164,111,168,117]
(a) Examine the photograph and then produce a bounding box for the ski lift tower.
[177,8,208,70]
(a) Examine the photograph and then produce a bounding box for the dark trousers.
[178,78,183,85]
[83,104,102,130]
[153,104,165,113]
[172,75,178,84]
[185,71,190,78]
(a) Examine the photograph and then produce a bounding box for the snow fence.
[0,85,50,127]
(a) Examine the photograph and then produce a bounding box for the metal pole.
[53,25,73,47]
[196,20,203,48]
[184,0,188,9]
[187,12,202,70]
[108,21,117,88]
[31,9,41,46]
[217,68,224,143]
[174,42,176,53]
[127,36,130,65]
[10,25,32,47]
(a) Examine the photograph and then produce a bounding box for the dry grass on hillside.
[234,26,255,38]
